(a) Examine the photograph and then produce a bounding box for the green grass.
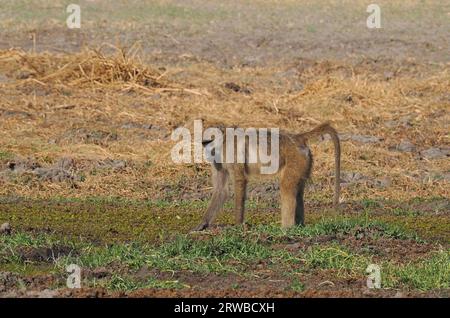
[51,227,287,274]
[290,279,306,292]
[0,216,424,268]
[361,199,382,209]
[383,250,450,290]
[0,150,14,161]
[302,244,370,274]
[104,274,186,292]
[1,197,447,244]
[392,208,421,217]
[0,231,74,249]
[146,228,292,274]
[1,212,448,292]
[61,243,147,270]
[251,217,421,242]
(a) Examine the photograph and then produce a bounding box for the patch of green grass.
[290,279,306,292]
[50,227,285,275]
[0,150,14,161]
[4,197,446,244]
[0,232,78,264]
[2,223,448,292]
[392,208,421,217]
[146,228,291,273]
[1,216,421,275]
[55,217,418,278]
[383,250,450,291]
[0,232,66,249]
[251,217,420,241]
[306,24,317,33]
[61,243,147,270]
[361,199,381,209]
[380,215,449,242]
[0,198,206,243]
[0,262,56,276]
[105,274,185,292]
[302,244,370,275]
[0,232,82,269]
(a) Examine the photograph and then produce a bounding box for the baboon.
[193,122,341,231]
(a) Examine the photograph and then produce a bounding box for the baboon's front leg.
[192,166,229,231]
[233,165,247,225]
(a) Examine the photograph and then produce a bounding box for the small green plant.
[306,24,317,33]
[0,150,13,160]
[362,199,381,209]
[392,208,421,217]
[290,280,305,292]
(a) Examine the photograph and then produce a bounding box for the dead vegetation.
[0,47,448,203]
[0,45,206,96]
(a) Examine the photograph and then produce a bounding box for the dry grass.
[0,47,448,202]
[0,45,208,95]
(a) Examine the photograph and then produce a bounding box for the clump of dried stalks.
[0,44,202,94]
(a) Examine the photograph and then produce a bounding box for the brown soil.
[3,268,446,298]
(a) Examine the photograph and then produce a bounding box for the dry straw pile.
[0,45,203,95]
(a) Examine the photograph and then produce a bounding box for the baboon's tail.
[301,122,341,207]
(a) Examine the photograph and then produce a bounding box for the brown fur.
[193,122,341,231]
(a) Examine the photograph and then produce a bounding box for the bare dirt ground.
[0,0,449,298]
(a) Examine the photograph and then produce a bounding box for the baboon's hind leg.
[280,155,310,228]
[280,171,300,228]
[192,166,229,231]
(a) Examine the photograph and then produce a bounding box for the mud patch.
[15,245,76,263]
[0,273,61,297]
[0,272,19,293]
